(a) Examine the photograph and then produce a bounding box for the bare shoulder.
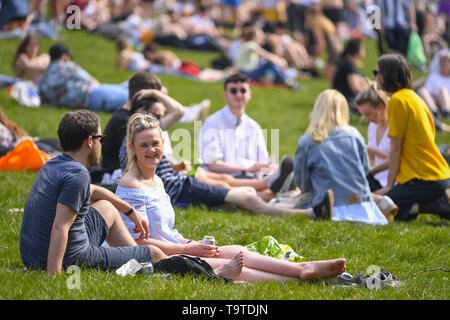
[118,171,142,189]
[154,175,165,190]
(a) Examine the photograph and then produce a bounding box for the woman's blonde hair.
[125,113,162,172]
[306,89,350,142]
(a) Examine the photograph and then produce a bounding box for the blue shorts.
[75,207,152,270]
[220,0,242,7]
[175,176,229,207]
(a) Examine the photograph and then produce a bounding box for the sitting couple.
[19,108,346,283]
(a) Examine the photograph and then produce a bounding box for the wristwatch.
[124,206,135,217]
[241,169,246,176]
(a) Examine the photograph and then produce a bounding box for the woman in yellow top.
[374,53,450,221]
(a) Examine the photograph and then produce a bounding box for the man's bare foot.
[298,258,346,281]
[214,252,245,280]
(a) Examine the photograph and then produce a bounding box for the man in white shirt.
[199,73,276,178]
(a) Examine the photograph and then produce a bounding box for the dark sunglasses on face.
[372,69,380,77]
[92,134,107,144]
[229,88,247,95]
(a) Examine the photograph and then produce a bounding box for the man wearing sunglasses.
[19,110,169,275]
[199,73,279,180]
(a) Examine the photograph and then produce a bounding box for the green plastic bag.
[245,236,305,262]
[407,31,427,68]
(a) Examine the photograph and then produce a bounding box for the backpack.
[153,255,231,282]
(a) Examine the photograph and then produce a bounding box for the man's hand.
[247,162,272,174]
[133,89,163,102]
[127,210,149,240]
[172,160,192,173]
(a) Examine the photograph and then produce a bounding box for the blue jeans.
[387,178,450,221]
[88,84,129,112]
[240,61,287,83]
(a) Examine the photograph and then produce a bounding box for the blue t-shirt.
[19,153,91,269]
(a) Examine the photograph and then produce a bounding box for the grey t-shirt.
[19,153,91,269]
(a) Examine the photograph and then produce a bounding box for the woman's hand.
[183,241,220,258]
[374,185,392,196]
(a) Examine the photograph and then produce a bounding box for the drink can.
[139,262,154,276]
[202,236,215,246]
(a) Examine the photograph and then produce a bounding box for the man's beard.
[87,148,100,168]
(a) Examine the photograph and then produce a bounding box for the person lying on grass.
[115,112,347,283]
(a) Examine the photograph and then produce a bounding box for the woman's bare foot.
[298,258,346,281]
[214,252,245,280]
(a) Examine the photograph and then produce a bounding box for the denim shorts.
[175,176,229,207]
[75,207,152,270]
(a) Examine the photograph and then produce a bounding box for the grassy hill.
[0,30,448,300]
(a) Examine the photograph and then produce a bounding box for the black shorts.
[323,8,345,25]
[75,207,152,270]
[286,3,307,33]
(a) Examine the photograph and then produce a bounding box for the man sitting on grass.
[19,110,168,275]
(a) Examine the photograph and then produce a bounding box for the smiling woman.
[115,112,347,283]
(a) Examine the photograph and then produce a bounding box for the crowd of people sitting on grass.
[2,1,450,129]
[0,0,449,281]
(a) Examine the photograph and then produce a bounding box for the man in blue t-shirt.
[19,110,169,275]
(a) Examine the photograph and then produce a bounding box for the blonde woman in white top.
[116,112,348,283]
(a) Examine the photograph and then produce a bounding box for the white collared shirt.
[199,105,270,170]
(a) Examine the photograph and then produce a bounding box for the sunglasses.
[229,88,247,95]
[91,134,107,144]
[372,69,380,77]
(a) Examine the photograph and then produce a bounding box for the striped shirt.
[119,138,186,202]
[376,0,413,29]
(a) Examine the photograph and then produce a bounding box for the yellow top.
[387,89,450,184]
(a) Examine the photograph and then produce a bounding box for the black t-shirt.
[332,58,362,105]
[101,107,131,174]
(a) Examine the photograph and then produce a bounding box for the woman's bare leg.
[196,168,269,191]
[215,245,346,281]
[225,187,314,217]
[205,254,295,282]
[437,87,450,114]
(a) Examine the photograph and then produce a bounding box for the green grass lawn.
[0,30,449,300]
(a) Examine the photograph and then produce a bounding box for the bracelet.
[124,206,135,217]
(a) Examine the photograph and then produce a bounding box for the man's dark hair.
[58,110,100,152]
[128,71,162,101]
[223,73,249,90]
[342,38,361,59]
[377,54,412,93]
[49,43,72,61]
[130,96,159,114]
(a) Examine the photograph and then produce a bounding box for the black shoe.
[269,156,294,194]
[313,189,334,220]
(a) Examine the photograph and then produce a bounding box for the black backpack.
[153,255,231,282]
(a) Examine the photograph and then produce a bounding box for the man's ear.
[85,135,93,149]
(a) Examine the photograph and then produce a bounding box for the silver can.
[202,235,215,246]
[139,262,154,276]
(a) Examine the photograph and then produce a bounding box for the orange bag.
[0,139,50,172]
